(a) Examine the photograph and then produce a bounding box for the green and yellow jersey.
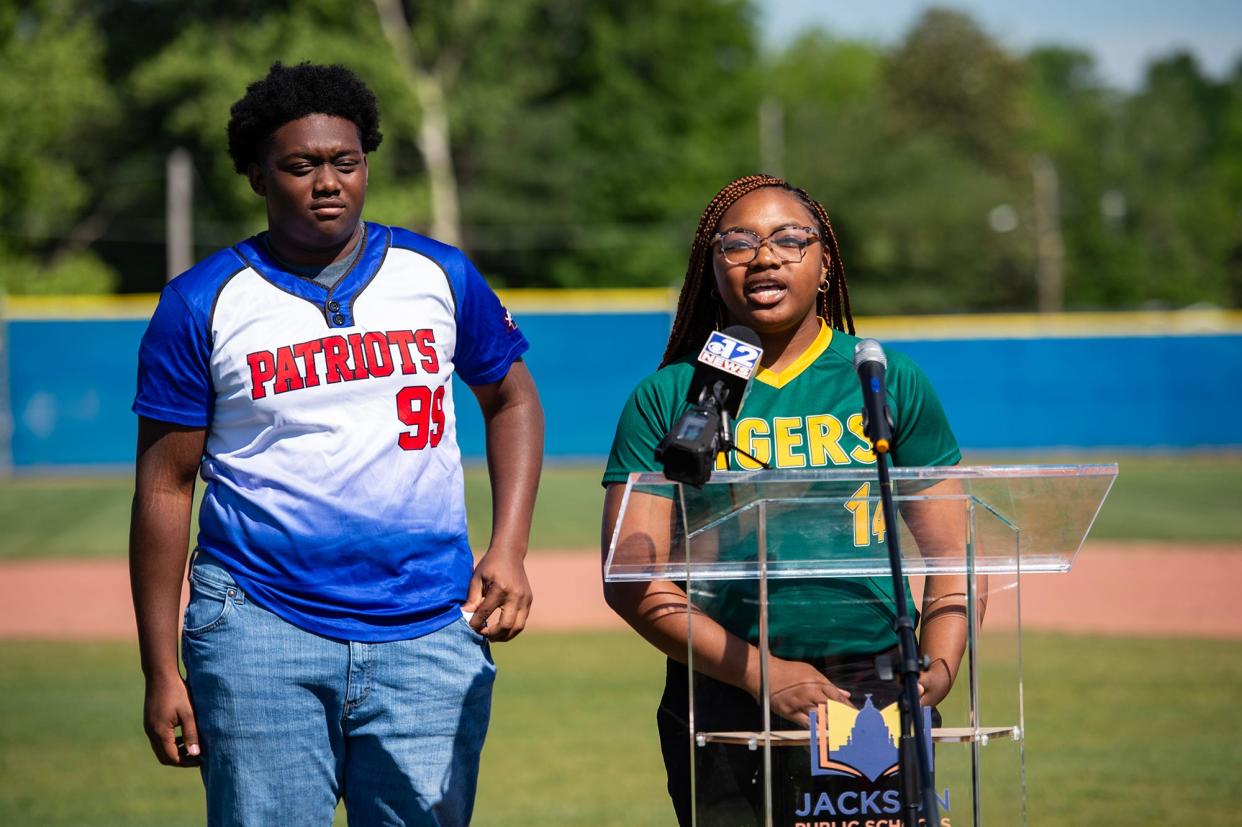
[603,319,960,658]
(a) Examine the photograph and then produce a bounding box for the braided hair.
[660,174,854,367]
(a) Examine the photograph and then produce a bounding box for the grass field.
[1,454,1239,560]
[2,455,1237,825]
[0,464,605,560]
[1,631,1239,826]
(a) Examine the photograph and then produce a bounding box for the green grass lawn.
[0,465,607,560]
[0,631,1238,826]
[961,451,1242,544]
[2,454,1239,560]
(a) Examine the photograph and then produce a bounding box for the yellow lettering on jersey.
[715,450,729,471]
[847,413,877,464]
[844,482,888,547]
[806,414,850,466]
[773,417,807,468]
[734,418,771,470]
[844,482,872,546]
[873,499,887,543]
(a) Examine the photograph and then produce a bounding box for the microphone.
[853,338,894,454]
[656,326,763,486]
[685,325,763,418]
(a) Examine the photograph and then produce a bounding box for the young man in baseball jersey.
[130,62,543,826]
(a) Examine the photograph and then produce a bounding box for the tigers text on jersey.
[134,223,529,642]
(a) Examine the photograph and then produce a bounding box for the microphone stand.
[717,408,769,470]
[873,443,940,827]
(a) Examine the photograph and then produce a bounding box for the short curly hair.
[227,61,383,174]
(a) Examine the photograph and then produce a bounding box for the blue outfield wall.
[4,306,1242,470]
[8,318,149,467]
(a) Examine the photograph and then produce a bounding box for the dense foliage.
[1,2,1239,312]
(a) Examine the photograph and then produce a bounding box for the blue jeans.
[181,552,495,826]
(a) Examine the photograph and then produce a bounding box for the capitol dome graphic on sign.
[809,694,933,782]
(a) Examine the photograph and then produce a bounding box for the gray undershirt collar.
[261,224,366,291]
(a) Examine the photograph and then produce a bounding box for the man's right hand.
[143,672,201,767]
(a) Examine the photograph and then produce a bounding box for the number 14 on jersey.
[843,482,887,547]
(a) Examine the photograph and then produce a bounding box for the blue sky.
[757,0,1242,89]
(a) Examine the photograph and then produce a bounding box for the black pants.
[657,653,930,827]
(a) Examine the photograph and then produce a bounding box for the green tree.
[126,1,426,262]
[369,0,579,275]
[1117,52,1236,306]
[0,1,119,293]
[114,0,761,290]
[13,0,1236,307]
[887,7,1028,176]
[767,19,1033,314]
[463,0,761,288]
[1216,62,1242,305]
[1023,47,1138,309]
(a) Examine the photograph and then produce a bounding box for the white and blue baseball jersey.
[134,222,528,642]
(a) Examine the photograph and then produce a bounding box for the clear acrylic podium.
[604,465,1117,827]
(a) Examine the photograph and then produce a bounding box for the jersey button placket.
[326,299,345,326]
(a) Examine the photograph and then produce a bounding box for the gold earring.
[818,278,829,294]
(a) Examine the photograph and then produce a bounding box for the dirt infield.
[1,542,1239,641]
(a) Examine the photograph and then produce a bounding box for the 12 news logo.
[697,330,762,379]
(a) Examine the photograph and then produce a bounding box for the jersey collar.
[233,222,392,329]
[753,318,833,389]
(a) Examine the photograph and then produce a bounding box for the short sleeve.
[451,253,529,386]
[888,352,961,468]
[132,285,213,427]
[602,365,691,485]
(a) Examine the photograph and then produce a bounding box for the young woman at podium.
[601,174,971,825]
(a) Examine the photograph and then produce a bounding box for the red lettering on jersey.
[397,384,447,451]
[252,331,430,398]
[323,336,352,383]
[247,351,276,400]
[347,333,368,379]
[430,384,445,447]
[415,329,439,373]
[292,340,324,388]
[387,330,419,375]
[396,385,432,450]
[362,331,394,377]
[272,346,305,394]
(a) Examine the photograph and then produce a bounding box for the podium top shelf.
[603,465,1118,582]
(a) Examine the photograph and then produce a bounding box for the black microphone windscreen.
[721,325,761,348]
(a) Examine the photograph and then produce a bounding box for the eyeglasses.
[712,226,820,265]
